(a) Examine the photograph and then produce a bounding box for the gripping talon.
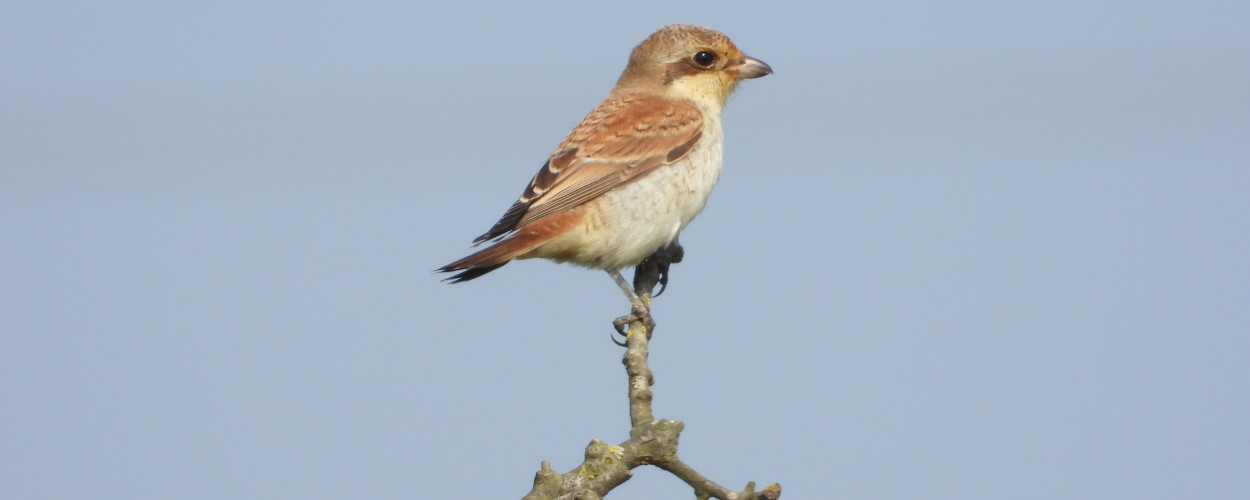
[613,316,631,336]
[647,242,683,298]
[609,305,656,345]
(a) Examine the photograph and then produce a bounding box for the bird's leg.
[641,239,685,298]
[608,268,655,340]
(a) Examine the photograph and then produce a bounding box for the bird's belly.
[530,140,723,270]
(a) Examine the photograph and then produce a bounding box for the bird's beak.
[735,56,773,79]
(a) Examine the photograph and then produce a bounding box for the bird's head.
[615,25,772,108]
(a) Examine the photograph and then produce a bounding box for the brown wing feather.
[473,93,703,242]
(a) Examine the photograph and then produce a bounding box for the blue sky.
[3,1,1248,498]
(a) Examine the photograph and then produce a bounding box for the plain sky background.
[3,1,1248,498]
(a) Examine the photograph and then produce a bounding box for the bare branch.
[517,245,780,499]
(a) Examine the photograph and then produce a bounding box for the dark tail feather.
[439,263,507,283]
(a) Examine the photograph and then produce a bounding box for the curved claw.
[653,264,670,297]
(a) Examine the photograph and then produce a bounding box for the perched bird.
[439,24,771,331]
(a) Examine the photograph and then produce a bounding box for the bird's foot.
[612,303,655,345]
[644,242,684,298]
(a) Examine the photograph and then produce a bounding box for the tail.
[438,211,583,283]
[437,239,520,283]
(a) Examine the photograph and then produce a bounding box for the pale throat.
[664,74,735,110]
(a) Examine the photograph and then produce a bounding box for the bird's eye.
[692,51,717,67]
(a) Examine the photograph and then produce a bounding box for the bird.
[439,24,771,333]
